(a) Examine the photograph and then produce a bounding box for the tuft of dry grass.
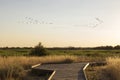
[105,57,120,80]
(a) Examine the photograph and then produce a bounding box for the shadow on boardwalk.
[78,69,86,80]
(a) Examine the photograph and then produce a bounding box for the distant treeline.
[0,45,120,50]
[47,45,120,50]
[0,47,32,49]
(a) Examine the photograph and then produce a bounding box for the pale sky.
[0,0,120,47]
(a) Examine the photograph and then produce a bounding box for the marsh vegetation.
[0,44,120,80]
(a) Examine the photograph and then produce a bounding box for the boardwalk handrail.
[31,64,41,68]
[48,70,56,80]
[83,63,89,80]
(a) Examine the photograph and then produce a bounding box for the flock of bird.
[74,17,103,28]
[18,16,103,28]
[18,17,53,25]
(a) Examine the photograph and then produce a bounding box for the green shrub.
[29,42,48,56]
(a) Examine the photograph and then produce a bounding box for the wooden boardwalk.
[36,63,87,80]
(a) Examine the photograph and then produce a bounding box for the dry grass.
[0,55,79,80]
[105,57,120,80]
[86,65,111,80]
[87,57,120,80]
[0,55,77,68]
[0,55,104,80]
[0,55,97,67]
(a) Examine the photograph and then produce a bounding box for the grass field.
[0,48,120,80]
[0,48,30,56]
[0,54,105,80]
[0,48,120,57]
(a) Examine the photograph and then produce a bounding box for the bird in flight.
[93,17,103,28]
[95,17,103,24]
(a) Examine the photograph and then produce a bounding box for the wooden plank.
[37,63,87,80]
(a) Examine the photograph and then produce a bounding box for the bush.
[29,42,48,56]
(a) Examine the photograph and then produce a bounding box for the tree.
[114,45,120,49]
[30,42,48,56]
